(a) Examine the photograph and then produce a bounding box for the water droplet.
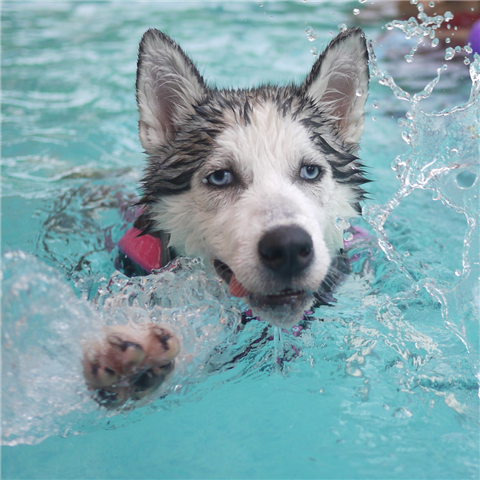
[405,54,413,63]
[445,47,455,60]
[398,118,406,126]
[372,116,376,121]
[431,38,439,47]
[335,216,351,231]
[454,270,462,277]
[449,148,459,156]
[465,45,473,54]
[353,8,360,15]
[454,46,462,53]
[386,22,394,31]
[359,0,367,3]
[428,1,434,7]
[305,26,317,41]
[445,37,451,44]
[344,231,354,242]
[355,88,363,97]
[464,57,471,65]
[455,171,477,189]
[310,46,318,56]
[337,23,347,32]
[402,131,412,144]
[444,11,453,21]
[410,0,418,4]
[372,100,380,109]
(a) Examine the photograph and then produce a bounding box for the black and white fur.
[83,28,369,404]
[136,27,369,328]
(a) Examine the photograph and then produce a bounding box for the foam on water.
[2,251,101,445]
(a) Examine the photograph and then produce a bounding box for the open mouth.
[213,259,306,306]
[213,259,249,297]
[260,290,307,307]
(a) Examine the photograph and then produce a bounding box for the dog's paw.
[82,324,180,408]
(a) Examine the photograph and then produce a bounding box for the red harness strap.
[117,227,163,273]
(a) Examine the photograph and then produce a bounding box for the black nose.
[258,226,314,279]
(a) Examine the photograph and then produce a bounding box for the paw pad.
[83,324,180,408]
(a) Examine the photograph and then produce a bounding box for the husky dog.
[83,27,369,405]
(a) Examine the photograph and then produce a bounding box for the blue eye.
[300,165,322,181]
[205,170,234,187]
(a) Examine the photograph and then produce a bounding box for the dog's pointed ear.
[136,29,207,153]
[302,27,369,150]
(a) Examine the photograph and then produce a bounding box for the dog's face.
[136,28,369,327]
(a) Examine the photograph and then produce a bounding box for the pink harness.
[117,227,163,272]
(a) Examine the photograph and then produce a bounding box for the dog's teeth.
[229,273,250,298]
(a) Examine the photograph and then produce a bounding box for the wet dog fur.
[83,27,369,405]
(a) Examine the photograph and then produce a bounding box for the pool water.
[2,1,479,479]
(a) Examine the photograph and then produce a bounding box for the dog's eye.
[300,165,322,181]
[204,170,234,187]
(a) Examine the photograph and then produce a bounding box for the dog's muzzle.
[213,225,314,308]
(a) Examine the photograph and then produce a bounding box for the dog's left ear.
[302,27,369,151]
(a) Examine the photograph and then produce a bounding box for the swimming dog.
[83,27,369,406]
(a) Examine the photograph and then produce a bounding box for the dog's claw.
[82,324,180,408]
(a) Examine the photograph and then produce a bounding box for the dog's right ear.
[136,29,207,153]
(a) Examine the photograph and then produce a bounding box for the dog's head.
[136,28,369,327]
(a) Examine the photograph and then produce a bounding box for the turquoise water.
[2,1,479,479]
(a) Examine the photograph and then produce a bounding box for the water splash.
[363,11,480,363]
[2,252,242,445]
[305,26,317,41]
[2,2,479,452]
[383,3,475,67]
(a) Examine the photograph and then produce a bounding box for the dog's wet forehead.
[208,101,325,180]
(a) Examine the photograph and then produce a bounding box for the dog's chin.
[213,259,314,328]
[248,292,314,328]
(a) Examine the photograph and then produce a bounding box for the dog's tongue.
[229,273,250,298]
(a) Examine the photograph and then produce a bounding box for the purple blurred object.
[468,19,480,55]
